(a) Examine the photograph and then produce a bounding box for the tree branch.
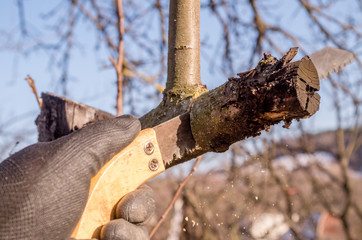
[37,49,320,166]
[25,75,42,109]
[168,53,320,166]
[166,0,202,92]
[114,0,125,116]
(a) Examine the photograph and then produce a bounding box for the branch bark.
[189,54,319,153]
[36,50,320,166]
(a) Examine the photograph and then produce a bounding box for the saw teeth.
[309,47,355,80]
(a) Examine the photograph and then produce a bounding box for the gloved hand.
[100,184,154,240]
[0,115,154,240]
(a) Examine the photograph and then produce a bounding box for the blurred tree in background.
[1,0,361,239]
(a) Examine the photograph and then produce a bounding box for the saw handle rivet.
[144,142,154,155]
[149,158,159,171]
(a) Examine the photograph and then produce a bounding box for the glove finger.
[115,184,155,224]
[101,219,149,240]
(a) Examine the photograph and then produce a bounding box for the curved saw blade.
[309,46,355,80]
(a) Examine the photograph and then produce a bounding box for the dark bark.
[36,93,113,142]
[189,54,319,153]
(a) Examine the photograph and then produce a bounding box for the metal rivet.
[149,158,159,171]
[144,142,154,155]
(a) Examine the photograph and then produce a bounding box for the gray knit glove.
[0,115,154,240]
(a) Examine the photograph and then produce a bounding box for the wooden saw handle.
[70,128,165,239]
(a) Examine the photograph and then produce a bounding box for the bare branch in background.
[74,0,117,51]
[208,0,234,73]
[25,75,42,109]
[260,139,303,240]
[154,0,167,80]
[113,0,125,116]
[150,156,202,238]
[60,2,77,96]
[16,0,27,36]
[298,0,362,51]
